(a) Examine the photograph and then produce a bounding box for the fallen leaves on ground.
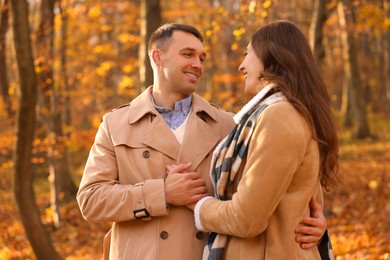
[0,167,110,260]
[0,138,389,259]
[325,139,390,259]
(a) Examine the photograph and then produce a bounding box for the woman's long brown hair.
[251,20,339,190]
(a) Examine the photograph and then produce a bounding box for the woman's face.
[238,42,265,95]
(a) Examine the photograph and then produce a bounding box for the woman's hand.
[295,196,327,249]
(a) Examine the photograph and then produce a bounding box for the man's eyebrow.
[180,47,196,52]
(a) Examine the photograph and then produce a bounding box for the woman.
[169,20,338,259]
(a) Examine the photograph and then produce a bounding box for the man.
[77,23,325,260]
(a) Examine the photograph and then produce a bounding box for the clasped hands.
[164,162,327,248]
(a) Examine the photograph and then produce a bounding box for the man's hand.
[164,162,208,206]
[295,196,327,249]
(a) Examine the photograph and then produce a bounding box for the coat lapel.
[177,111,220,170]
[128,88,222,165]
[141,115,180,160]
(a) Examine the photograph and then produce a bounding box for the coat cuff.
[142,179,169,217]
[194,196,213,231]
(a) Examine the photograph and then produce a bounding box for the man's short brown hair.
[148,23,203,53]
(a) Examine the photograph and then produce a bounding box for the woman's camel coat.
[196,101,323,259]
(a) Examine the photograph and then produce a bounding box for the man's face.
[157,31,206,96]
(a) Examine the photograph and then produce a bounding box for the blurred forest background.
[0,0,389,259]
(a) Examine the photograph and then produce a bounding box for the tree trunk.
[10,0,61,259]
[57,0,78,199]
[0,0,12,118]
[36,0,62,227]
[338,0,371,138]
[36,0,77,228]
[222,0,235,110]
[138,0,161,93]
[309,0,327,65]
[381,0,390,111]
[59,0,72,133]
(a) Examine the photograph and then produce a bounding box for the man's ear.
[151,49,161,66]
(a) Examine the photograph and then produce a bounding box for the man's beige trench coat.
[77,87,235,260]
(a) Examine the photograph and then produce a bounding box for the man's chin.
[184,84,197,94]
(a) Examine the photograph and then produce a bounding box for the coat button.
[195,231,205,240]
[142,150,150,158]
[160,231,169,239]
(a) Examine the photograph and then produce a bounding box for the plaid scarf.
[203,84,286,260]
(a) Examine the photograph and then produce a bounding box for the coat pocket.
[122,232,143,260]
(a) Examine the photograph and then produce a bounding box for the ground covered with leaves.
[0,116,389,259]
[324,122,390,259]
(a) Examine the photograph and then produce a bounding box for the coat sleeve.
[196,102,310,238]
[76,115,168,223]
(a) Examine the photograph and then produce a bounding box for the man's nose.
[192,58,203,70]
